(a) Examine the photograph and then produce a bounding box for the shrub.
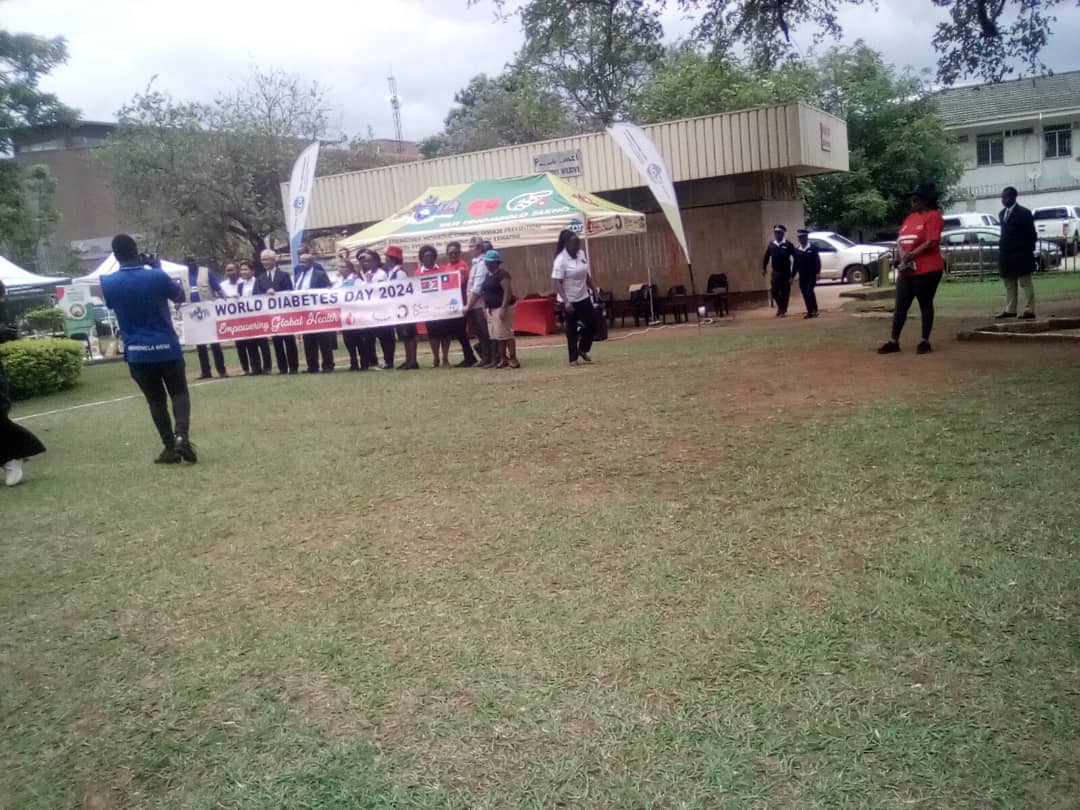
[0,338,85,400]
[24,307,66,334]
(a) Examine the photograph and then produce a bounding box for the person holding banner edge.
[184,257,229,379]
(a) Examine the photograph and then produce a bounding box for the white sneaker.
[4,459,24,486]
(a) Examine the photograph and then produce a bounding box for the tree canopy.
[0,29,76,270]
[99,69,393,263]
[420,71,577,159]
[475,0,1069,86]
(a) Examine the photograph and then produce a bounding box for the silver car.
[939,227,1061,276]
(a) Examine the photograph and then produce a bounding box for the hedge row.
[0,338,85,400]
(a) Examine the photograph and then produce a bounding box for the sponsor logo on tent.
[569,218,584,234]
[506,190,553,212]
[467,198,500,217]
[408,197,460,224]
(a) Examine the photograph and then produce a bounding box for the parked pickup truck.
[1031,205,1080,256]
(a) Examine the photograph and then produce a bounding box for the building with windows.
[938,71,1080,214]
[298,103,848,304]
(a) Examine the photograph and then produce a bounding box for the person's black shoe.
[803,313,814,319]
[155,447,182,464]
[397,362,420,370]
[1019,312,1036,320]
[995,312,1017,319]
[349,364,361,371]
[877,340,901,354]
[197,373,212,380]
[175,436,198,463]
[456,358,478,368]
[218,372,229,378]
[580,352,592,363]
[916,340,932,355]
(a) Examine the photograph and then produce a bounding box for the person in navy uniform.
[101,234,196,464]
[793,229,821,318]
[256,249,300,373]
[762,224,795,317]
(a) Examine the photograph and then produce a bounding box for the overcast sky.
[6,0,1080,143]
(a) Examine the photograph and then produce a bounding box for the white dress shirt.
[220,278,241,298]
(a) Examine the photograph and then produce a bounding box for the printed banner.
[287,141,321,269]
[607,122,691,264]
[180,272,462,345]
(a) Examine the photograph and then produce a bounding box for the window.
[976,134,1004,166]
[810,239,837,253]
[1044,125,1072,158]
[974,231,1000,246]
[828,234,856,248]
[942,217,962,230]
[942,233,968,246]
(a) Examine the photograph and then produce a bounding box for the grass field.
[3,277,1080,809]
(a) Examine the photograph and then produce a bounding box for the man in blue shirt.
[102,234,197,464]
[184,257,229,379]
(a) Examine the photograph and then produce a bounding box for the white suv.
[1031,206,1080,256]
[808,231,891,283]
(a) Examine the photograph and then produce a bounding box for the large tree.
[99,68,388,262]
[0,30,76,266]
[799,43,963,235]
[476,0,1070,85]
[420,71,577,159]
[514,0,664,126]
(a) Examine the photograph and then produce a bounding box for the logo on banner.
[293,195,306,212]
[190,306,210,321]
[646,163,664,184]
[420,274,458,294]
[506,190,553,212]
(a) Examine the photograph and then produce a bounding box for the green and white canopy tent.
[338,172,646,258]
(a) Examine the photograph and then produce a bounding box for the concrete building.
[938,71,1080,214]
[13,121,129,273]
[299,103,848,306]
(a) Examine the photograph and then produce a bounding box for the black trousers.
[128,359,191,446]
[452,317,477,364]
[467,307,492,364]
[272,335,299,374]
[798,273,818,315]
[892,270,943,342]
[343,330,373,369]
[771,272,792,315]
[236,339,264,374]
[372,327,396,367]
[303,332,335,372]
[564,298,597,362]
[196,343,227,377]
[256,338,272,371]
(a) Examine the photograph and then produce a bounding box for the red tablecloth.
[513,297,557,336]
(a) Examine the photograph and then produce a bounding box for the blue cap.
[485,249,501,262]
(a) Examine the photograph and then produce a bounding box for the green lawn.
[3,289,1079,809]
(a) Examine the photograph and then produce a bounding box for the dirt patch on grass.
[285,673,367,738]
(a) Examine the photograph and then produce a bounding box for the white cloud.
[5,0,1079,141]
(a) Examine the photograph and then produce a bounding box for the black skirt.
[0,412,45,465]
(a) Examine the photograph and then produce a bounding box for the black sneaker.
[877,341,901,354]
[456,358,478,368]
[155,447,182,464]
[1019,312,1036,320]
[175,437,198,463]
[916,341,932,355]
[994,312,1017,319]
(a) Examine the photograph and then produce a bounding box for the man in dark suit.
[293,244,335,373]
[793,229,822,318]
[762,224,795,317]
[997,186,1037,320]
[257,249,299,374]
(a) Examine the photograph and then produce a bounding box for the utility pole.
[388,75,404,153]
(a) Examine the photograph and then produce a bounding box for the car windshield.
[1033,208,1068,220]
[827,234,856,247]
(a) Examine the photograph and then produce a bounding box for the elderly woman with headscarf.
[479,249,519,368]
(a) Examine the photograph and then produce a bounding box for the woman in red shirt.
[879,183,945,355]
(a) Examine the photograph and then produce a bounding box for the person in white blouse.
[551,229,598,366]
[234,260,266,374]
[219,262,241,298]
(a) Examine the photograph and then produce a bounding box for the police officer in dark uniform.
[762,224,795,317]
[793,229,821,318]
